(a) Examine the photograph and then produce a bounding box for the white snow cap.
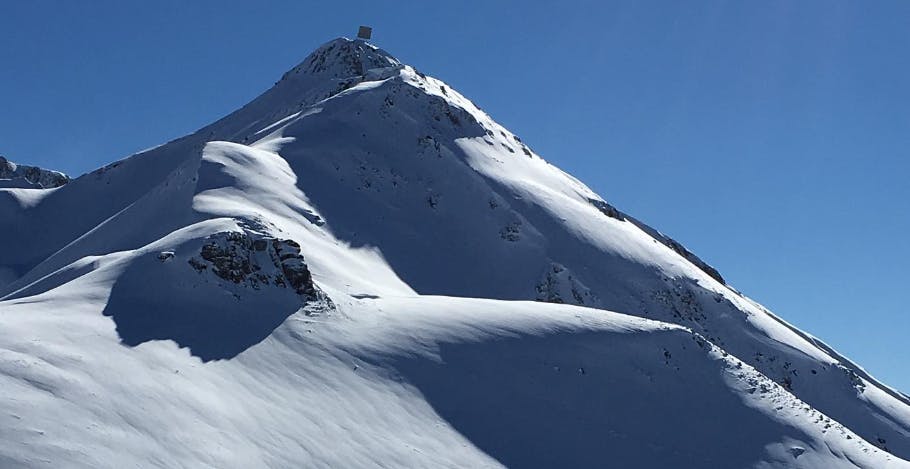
[280,37,401,81]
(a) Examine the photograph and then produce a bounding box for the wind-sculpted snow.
[0,285,904,468]
[0,37,908,467]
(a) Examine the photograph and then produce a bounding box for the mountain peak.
[282,37,401,82]
[199,38,405,143]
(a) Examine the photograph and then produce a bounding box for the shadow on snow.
[381,330,804,468]
[102,251,299,362]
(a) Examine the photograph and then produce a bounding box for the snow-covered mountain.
[0,156,69,189]
[1,37,907,468]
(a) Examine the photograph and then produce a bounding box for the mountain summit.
[1,38,908,468]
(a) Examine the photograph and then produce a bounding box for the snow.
[1,277,904,468]
[0,37,908,467]
[0,187,60,209]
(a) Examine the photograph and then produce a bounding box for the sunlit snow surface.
[0,38,907,468]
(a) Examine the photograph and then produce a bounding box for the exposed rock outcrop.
[188,230,325,301]
[0,156,69,189]
[536,262,600,307]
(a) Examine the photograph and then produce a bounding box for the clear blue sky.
[2,1,907,392]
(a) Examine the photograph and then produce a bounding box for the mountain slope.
[0,37,907,467]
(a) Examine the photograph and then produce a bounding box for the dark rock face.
[271,238,317,297]
[189,230,320,299]
[0,156,70,189]
[499,221,521,242]
[588,198,625,221]
[199,232,255,284]
[535,263,599,307]
[650,233,725,285]
[300,39,400,78]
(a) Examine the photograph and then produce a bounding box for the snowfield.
[1,37,908,468]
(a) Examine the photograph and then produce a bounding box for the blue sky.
[2,1,908,392]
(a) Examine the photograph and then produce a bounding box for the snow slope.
[1,37,908,467]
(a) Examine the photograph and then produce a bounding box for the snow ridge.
[0,156,69,189]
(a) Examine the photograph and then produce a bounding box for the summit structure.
[0,38,907,468]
